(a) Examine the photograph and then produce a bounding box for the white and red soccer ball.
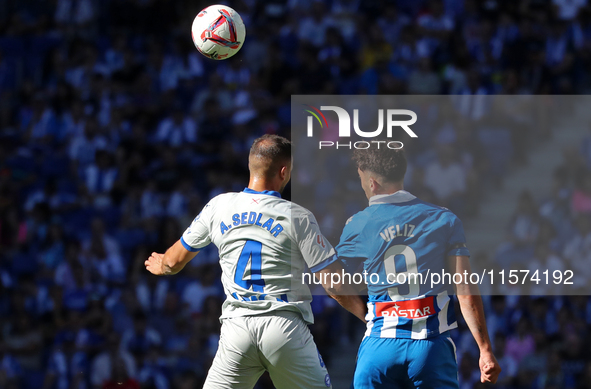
[191,5,246,60]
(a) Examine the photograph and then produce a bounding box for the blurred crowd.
[1,0,591,388]
[462,138,591,389]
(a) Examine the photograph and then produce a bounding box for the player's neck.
[248,176,282,193]
[372,183,404,197]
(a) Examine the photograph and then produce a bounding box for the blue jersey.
[336,190,470,339]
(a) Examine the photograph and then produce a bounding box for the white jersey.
[181,188,337,324]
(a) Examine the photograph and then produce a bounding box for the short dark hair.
[353,146,407,183]
[249,134,291,178]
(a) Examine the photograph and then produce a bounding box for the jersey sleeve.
[293,209,337,273]
[180,200,215,251]
[446,214,471,257]
[335,214,365,273]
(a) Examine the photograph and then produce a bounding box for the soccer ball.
[191,5,246,60]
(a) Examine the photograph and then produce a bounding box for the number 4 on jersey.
[234,240,265,292]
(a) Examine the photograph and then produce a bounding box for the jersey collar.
[369,190,416,206]
[243,187,282,198]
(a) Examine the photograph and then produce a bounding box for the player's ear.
[369,177,379,192]
[280,165,288,180]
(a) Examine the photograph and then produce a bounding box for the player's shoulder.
[288,201,318,224]
[340,208,377,241]
[413,198,463,225]
[344,207,374,228]
[192,193,235,222]
[278,201,322,242]
[207,192,241,206]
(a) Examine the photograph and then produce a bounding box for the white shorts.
[203,310,332,389]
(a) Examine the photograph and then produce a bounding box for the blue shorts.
[352,333,459,389]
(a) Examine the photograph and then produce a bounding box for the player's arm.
[451,255,501,384]
[314,261,368,322]
[145,240,199,276]
[295,209,367,321]
[146,200,213,276]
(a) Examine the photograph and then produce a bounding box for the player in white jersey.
[145,134,366,389]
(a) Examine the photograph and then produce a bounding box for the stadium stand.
[1,0,591,388]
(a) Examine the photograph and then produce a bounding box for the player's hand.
[145,252,166,276]
[479,350,501,384]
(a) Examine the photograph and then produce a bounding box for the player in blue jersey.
[337,146,501,388]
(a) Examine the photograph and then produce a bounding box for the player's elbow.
[322,284,339,297]
[162,255,182,275]
[456,290,482,307]
[322,281,351,298]
[314,261,353,297]
[318,280,337,297]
